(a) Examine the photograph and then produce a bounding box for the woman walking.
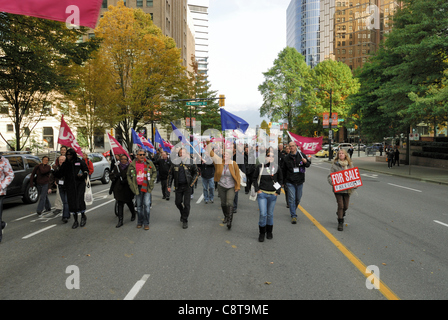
[253,150,283,242]
[328,149,355,231]
[0,153,14,243]
[110,154,136,228]
[30,156,52,216]
[206,142,241,230]
[54,148,89,229]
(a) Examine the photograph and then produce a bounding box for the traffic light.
[219,95,225,107]
[268,122,272,128]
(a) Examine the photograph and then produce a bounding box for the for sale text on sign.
[330,167,363,192]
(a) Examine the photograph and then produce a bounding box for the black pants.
[161,179,170,199]
[175,184,191,222]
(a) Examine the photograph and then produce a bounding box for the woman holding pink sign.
[328,149,355,231]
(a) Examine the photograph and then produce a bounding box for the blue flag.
[155,129,172,154]
[220,108,249,133]
[171,122,189,144]
[131,128,156,153]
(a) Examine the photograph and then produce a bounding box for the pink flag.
[58,116,83,157]
[288,132,323,155]
[0,0,103,29]
[108,133,130,160]
[138,133,155,150]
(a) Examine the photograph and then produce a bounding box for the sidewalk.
[353,155,448,186]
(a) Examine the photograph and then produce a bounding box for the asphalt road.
[1,159,447,302]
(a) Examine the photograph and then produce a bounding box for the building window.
[147,0,153,7]
[137,0,143,7]
[102,0,107,9]
[43,127,54,149]
[7,124,14,132]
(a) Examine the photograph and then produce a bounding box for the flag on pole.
[287,132,323,155]
[138,133,157,154]
[131,129,155,154]
[170,122,189,145]
[155,129,172,154]
[220,109,249,133]
[107,133,130,160]
[58,115,83,157]
[0,0,103,29]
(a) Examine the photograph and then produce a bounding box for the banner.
[58,116,83,156]
[107,133,130,160]
[330,167,363,193]
[0,0,103,29]
[131,129,155,154]
[288,132,323,155]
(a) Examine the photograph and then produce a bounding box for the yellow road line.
[297,205,400,300]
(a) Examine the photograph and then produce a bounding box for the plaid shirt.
[0,157,14,196]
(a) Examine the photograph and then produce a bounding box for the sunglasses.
[137,154,146,156]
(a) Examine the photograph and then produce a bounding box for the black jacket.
[168,160,199,189]
[253,162,283,195]
[157,158,172,180]
[282,151,311,185]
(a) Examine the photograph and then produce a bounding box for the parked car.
[334,143,353,152]
[354,144,366,151]
[2,152,41,204]
[87,153,110,184]
[315,148,336,158]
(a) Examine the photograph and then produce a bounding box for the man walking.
[0,152,14,243]
[167,148,199,229]
[127,149,157,230]
[157,151,172,200]
[283,141,311,224]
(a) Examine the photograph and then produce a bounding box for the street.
[1,158,448,302]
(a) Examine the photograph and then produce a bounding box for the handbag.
[84,176,93,205]
[239,169,247,187]
[249,164,264,201]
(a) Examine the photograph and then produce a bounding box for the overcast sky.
[206,0,292,128]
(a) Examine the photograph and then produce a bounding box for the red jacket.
[84,158,94,176]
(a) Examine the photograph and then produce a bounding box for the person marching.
[54,148,89,229]
[157,151,172,201]
[0,153,14,243]
[206,142,241,230]
[282,141,311,224]
[52,155,70,223]
[253,149,283,242]
[328,149,355,231]
[167,148,199,229]
[127,149,157,231]
[30,156,53,216]
[110,154,136,228]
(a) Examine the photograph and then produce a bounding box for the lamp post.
[328,88,333,161]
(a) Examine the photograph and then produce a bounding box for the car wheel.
[22,183,39,204]
[101,169,110,184]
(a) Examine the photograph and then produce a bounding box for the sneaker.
[144,225,149,231]
[291,217,297,224]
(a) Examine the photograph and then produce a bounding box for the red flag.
[58,115,83,157]
[288,132,323,155]
[0,0,103,29]
[108,134,130,160]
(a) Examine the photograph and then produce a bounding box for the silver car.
[87,153,110,184]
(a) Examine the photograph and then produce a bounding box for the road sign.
[186,102,208,106]
[313,116,319,124]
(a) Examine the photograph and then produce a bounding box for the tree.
[258,47,311,129]
[95,1,187,149]
[0,13,100,151]
[62,51,120,152]
[306,59,360,137]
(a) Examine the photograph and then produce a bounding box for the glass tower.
[287,0,321,67]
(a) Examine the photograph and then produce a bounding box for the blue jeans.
[58,186,70,219]
[286,183,304,218]
[202,177,214,202]
[37,184,51,213]
[257,192,277,227]
[136,191,151,225]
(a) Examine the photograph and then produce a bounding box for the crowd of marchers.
[0,140,355,243]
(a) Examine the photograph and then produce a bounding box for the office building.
[188,0,209,76]
[287,0,321,67]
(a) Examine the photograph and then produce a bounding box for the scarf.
[119,162,129,171]
[138,161,151,193]
[338,160,349,170]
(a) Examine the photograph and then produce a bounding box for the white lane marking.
[387,183,422,193]
[22,225,57,239]
[124,274,150,300]
[21,199,115,239]
[196,194,204,204]
[434,220,448,228]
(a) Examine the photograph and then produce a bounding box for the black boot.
[72,213,78,229]
[227,206,234,230]
[258,226,266,242]
[116,205,124,228]
[80,213,87,227]
[266,225,273,240]
[221,206,228,224]
[338,218,344,231]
